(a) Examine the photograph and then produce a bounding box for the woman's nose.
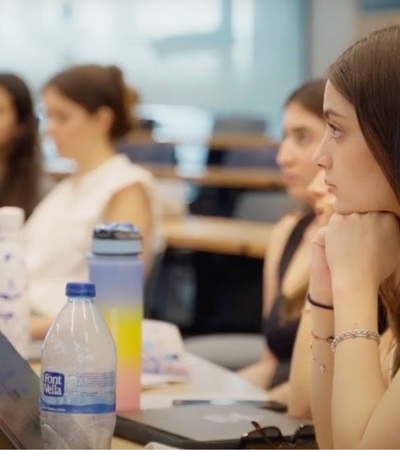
[308,171,326,200]
[276,140,295,167]
[311,136,331,169]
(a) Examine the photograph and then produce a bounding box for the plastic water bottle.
[0,207,29,359]
[40,282,117,449]
[87,222,143,411]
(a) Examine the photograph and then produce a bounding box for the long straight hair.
[328,25,400,376]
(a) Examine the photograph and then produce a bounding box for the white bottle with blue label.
[40,282,117,449]
[0,207,29,359]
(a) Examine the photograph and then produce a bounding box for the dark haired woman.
[0,73,53,219]
[310,25,400,448]
[238,79,325,401]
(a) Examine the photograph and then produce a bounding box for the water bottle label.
[41,371,116,414]
[42,371,64,396]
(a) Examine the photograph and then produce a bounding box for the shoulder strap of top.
[277,212,315,290]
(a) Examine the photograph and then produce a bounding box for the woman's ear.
[94,106,114,136]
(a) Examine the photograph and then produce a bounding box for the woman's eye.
[327,122,343,139]
[296,132,310,145]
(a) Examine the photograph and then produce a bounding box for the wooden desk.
[207,133,279,151]
[125,128,279,151]
[142,164,284,190]
[162,215,272,258]
[47,162,284,190]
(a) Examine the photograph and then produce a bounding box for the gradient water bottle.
[88,223,142,411]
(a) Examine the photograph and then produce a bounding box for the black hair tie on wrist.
[307,293,334,310]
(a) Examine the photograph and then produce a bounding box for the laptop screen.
[0,332,43,449]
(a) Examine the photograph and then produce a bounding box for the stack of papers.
[141,319,190,389]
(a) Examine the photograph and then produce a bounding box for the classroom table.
[113,353,267,448]
[207,133,279,150]
[47,161,284,190]
[141,164,284,190]
[32,353,267,449]
[161,215,272,258]
[124,128,280,151]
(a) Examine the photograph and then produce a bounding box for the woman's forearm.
[267,381,290,404]
[288,310,312,419]
[331,287,385,449]
[238,357,278,390]
[310,306,335,449]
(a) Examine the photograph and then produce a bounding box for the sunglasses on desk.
[239,421,317,449]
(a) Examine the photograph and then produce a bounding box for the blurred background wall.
[0,0,400,137]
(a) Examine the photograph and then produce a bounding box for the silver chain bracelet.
[330,329,380,353]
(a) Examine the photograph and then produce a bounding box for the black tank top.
[263,213,315,388]
[263,213,389,389]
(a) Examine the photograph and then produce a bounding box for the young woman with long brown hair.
[309,25,400,449]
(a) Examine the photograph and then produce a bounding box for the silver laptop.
[117,403,312,448]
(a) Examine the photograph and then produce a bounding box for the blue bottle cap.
[91,222,142,255]
[66,282,96,297]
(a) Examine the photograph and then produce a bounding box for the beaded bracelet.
[311,330,334,344]
[306,293,334,310]
[330,329,380,353]
[310,341,328,373]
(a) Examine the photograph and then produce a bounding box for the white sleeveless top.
[23,155,163,317]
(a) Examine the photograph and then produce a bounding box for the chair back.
[117,141,177,165]
[223,148,278,168]
[212,115,267,134]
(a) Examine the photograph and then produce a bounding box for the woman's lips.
[283,174,297,184]
[325,180,337,193]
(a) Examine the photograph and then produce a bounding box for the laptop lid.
[0,332,43,449]
[117,404,310,449]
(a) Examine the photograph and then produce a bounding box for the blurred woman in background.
[0,73,53,219]
[238,79,325,402]
[287,169,334,418]
[25,64,162,338]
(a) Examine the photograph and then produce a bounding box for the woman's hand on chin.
[325,212,400,294]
